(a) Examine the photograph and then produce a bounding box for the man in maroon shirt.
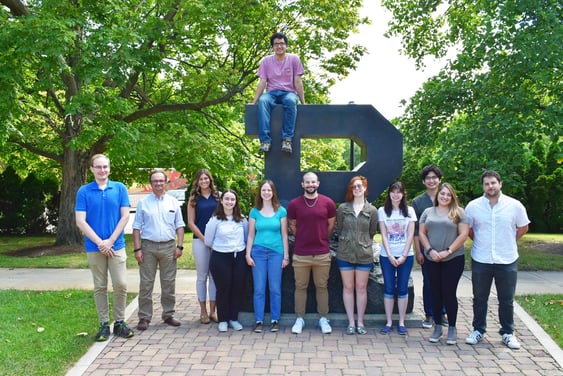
[287,172,336,334]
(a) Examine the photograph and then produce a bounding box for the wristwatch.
[177,245,184,250]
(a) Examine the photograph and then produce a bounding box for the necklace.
[303,195,318,208]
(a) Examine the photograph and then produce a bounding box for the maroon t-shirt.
[287,194,336,256]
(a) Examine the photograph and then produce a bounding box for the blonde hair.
[434,182,462,224]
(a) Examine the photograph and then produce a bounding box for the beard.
[304,186,318,195]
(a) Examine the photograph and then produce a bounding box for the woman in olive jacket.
[336,176,378,335]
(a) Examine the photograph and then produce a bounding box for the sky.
[329,1,443,120]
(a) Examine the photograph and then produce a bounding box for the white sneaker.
[502,333,521,349]
[229,320,243,331]
[291,317,305,334]
[319,317,332,334]
[465,330,484,345]
[218,321,228,332]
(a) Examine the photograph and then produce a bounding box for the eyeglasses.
[273,42,286,47]
[425,175,439,181]
[151,180,166,184]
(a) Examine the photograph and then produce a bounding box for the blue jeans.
[380,255,414,299]
[257,90,298,143]
[471,259,518,335]
[251,245,284,322]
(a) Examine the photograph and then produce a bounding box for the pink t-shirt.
[287,194,336,256]
[257,54,305,93]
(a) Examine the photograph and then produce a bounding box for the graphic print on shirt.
[384,218,410,244]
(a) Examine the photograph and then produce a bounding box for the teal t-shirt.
[250,206,287,254]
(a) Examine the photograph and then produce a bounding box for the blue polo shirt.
[75,180,130,252]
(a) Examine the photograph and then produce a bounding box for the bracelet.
[283,258,289,261]
[133,248,142,253]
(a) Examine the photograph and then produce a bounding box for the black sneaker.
[95,321,111,342]
[253,322,263,333]
[114,321,134,338]
[270,321,279,332]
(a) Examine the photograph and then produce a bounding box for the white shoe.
[229,320,243,331]
[218,322,228,332]
[291,317,305,334]
[502,333,521,349]
[465,330,484,345]
[319,317,332,334]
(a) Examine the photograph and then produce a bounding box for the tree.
[383,0,562,225]
[0,0,367,245]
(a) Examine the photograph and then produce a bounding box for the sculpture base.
[240,240,415,318]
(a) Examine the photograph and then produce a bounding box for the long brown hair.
[254,180,281,211]
[383,181,410,218]
[213,189,243,222]
[188,169,219,207]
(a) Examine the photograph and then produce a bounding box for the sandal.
[346,326,355,335]
[356,326,367,335]
[209,313,219,323]
[380,325,393,334]
[200,314,211,324]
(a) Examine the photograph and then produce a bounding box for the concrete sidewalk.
[1,268,562,375]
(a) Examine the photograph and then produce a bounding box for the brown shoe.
[200,314,211,324]
[209,313,219,323]
[164,317,181,327]
[137,318,150,331]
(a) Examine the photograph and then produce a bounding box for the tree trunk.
[55,146,88,246]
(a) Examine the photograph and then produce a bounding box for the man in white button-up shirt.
[133,169,185,331]
[464,170,530,350]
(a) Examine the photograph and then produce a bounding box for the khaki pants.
[138,239,177,321]
[292,253,331,317]
[87,248,128,323]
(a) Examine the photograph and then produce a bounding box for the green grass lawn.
[0,290,135,376]
[0,235,196,269]
[515,294,563,349]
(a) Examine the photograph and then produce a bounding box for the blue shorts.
[336,258,373,272]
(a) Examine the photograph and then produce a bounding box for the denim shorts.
[336,258,373,272]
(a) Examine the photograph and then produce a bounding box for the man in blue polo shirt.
[75,154,134,341]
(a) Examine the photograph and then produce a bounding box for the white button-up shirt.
[132,193,185,242]
[466,193,530,264]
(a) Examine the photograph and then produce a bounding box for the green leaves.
[389,0,562,231]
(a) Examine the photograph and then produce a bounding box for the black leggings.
[425,255,465,327]
[209,250,248,322]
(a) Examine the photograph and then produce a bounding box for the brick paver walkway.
[80,294,562,376]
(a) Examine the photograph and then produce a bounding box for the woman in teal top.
[246,180,289,333]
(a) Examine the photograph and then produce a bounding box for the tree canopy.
[383,0,562,231]
[0,0,368,244]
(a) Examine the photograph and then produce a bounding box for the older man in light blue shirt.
[133,169,185,330]
[465,170,530,350]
